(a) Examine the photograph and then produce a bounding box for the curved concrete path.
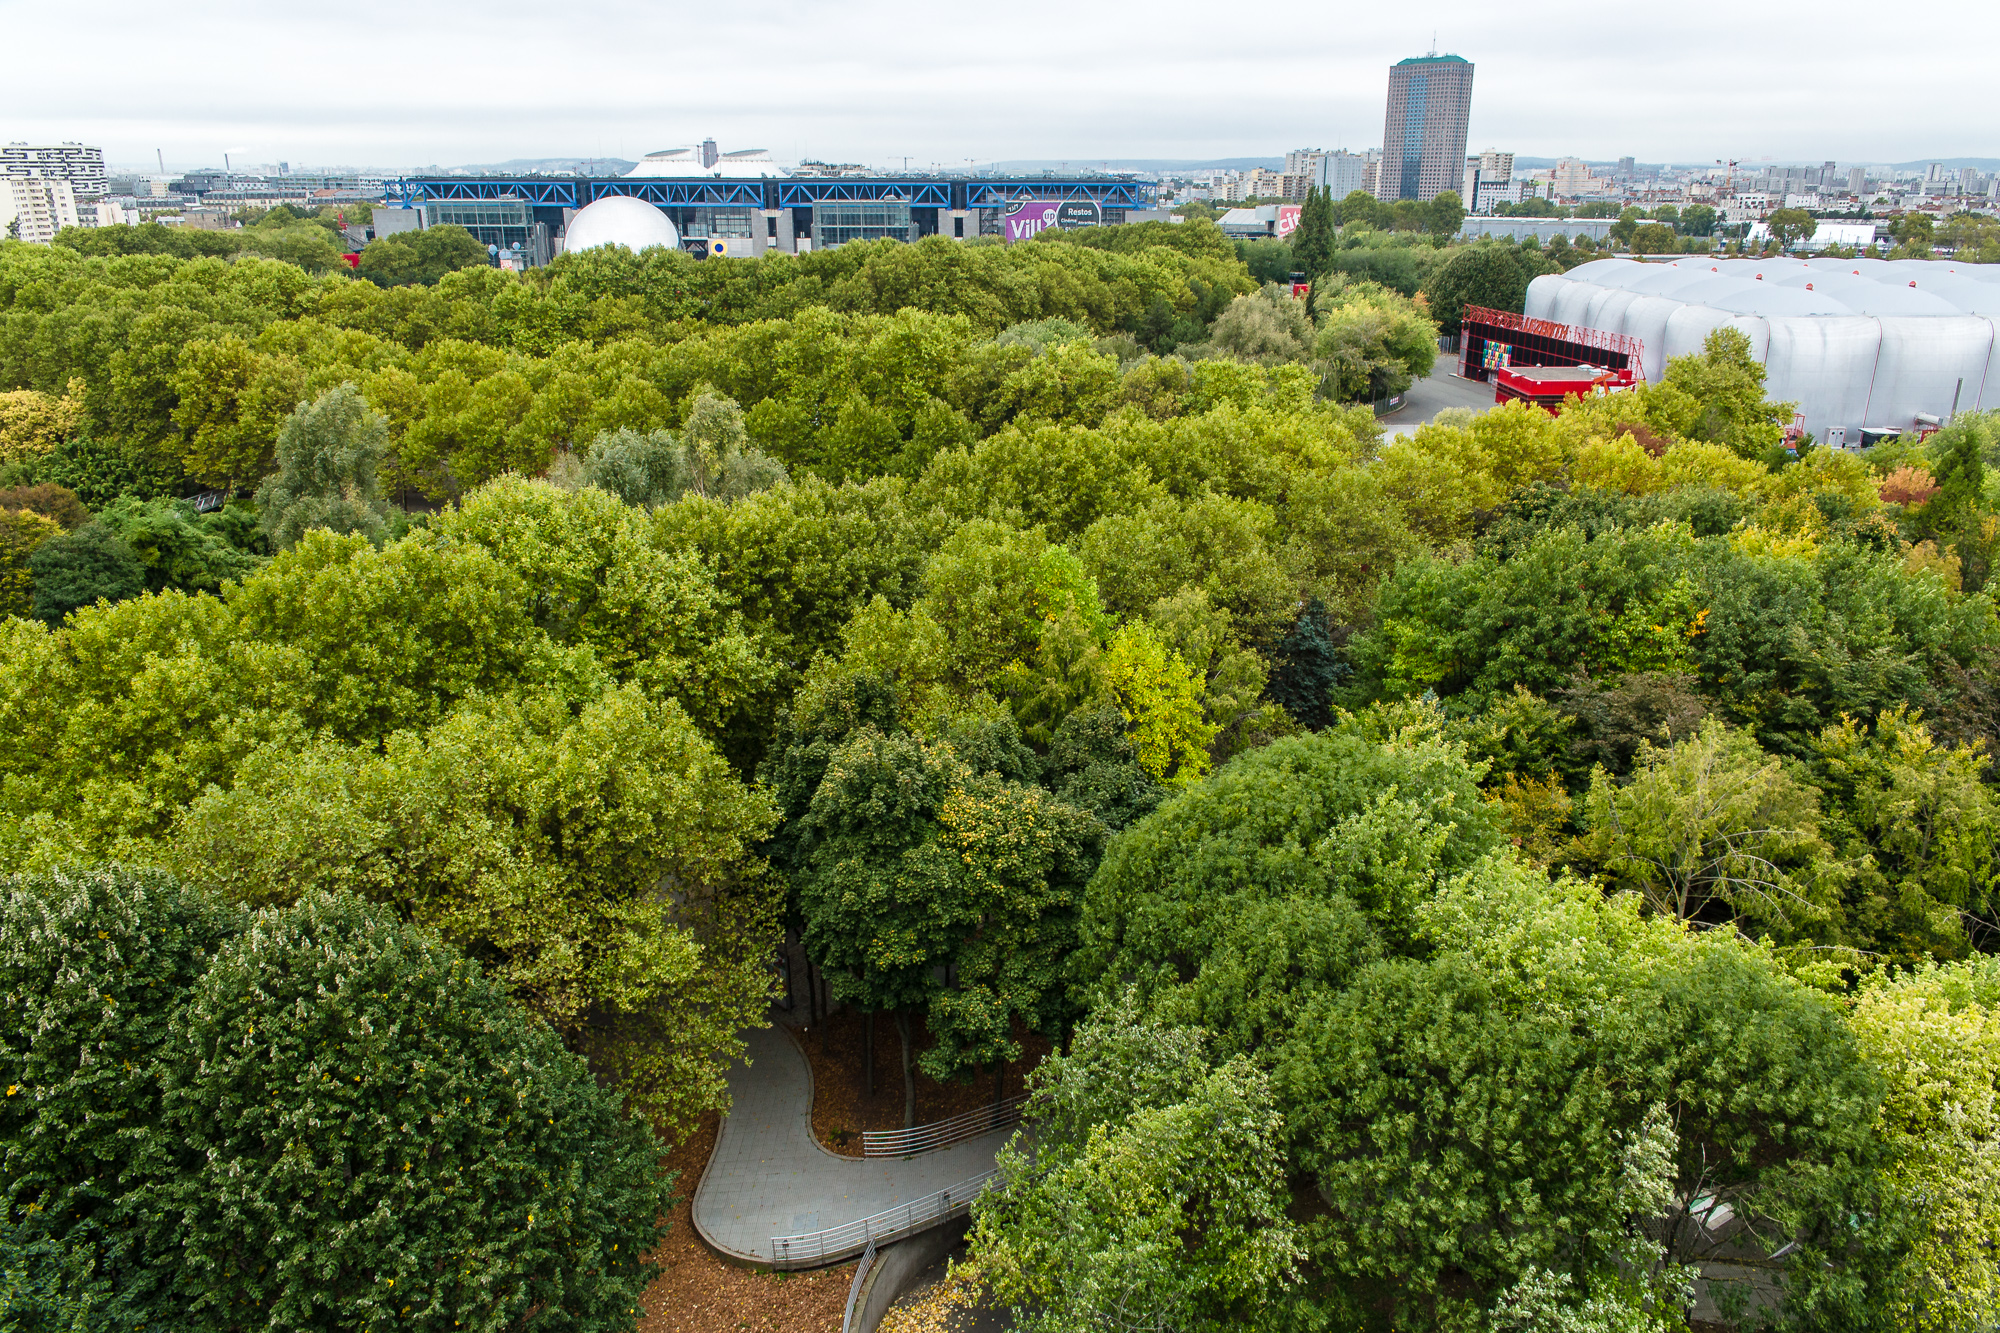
[691,1023,1016,1267]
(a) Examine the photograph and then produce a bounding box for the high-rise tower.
[1376,53,1474,202]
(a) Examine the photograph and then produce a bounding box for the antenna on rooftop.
[1430,31,1438,55]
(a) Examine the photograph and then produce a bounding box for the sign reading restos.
[1002,199,1102,242]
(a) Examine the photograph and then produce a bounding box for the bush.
[0,869,676,1333]
[26,521,147,622]
[1,866,245,1326]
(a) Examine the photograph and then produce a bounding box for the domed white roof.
[563,195,680,254]
[625,146,787,179]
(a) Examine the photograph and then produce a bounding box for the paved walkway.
[1380,359,1500,438]
[691,1023,1016,1266]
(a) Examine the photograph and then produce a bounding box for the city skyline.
[4,0,1994,173]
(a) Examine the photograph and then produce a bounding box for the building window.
[682,208,755,239]
[813,202,912,248]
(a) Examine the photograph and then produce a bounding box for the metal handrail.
[841,1236,877,1333]
[862,1096,1026,1157]
[770,1168,999,1270]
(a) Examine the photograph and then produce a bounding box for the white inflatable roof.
[624,147,786,179]
[1526,258,1999,439]
[562,195,681,254]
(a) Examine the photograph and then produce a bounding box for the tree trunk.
[807,959,820,1026]
[895,1009,915,1129]
[865,1010,874,1097]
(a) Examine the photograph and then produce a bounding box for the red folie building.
[1459,304,1642,414]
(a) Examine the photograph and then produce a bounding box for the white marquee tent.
[1524,258,2000,440]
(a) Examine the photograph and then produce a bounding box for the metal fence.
[841,1236,877,1333]
[862,1096,1025,1157]
[770,1169,999,1270]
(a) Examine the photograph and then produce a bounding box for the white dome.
[563,196,680,254]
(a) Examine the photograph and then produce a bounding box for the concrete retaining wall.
[845,1217,969,1333]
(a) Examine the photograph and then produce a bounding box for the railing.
[1463,304,1646,361]
[862,1096,1026,1157]
[769,1169,998,1270]
[841,1236,877,1333]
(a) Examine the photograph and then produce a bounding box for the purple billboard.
[1001,199,1101,242]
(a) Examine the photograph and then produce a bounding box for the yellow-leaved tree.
[0,377,87,464]
[1101,620,1218,788]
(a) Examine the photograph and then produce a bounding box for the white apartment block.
[2,176,81,243]
[2,142,107,195]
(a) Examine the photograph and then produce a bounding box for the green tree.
[1284,870,1881,1330]
[1074,719,1501,1061]
[566,394,786,509]
[357,224,491,287]
[0,865,243,1327]
[168,684,780,1137]
[1815,709,1999,959]
[93,495,261,595]
[1424,188,1466,239]
[1894,212,1936,250]
[1681,204,1718,237]
[1767,207,1819,251]
[1,869,677,1333]
[786,722,1099,1122]
[1312,280,1439,402]
[1292,185,1336,276]
[1848,955,2000,1333]
[1630,222,1678,254]
[0,508,61,617]
[152,890,674,1333]
[254,383,399,550]
[1581,717,1829,930]
[25,521,148,622]
[1419,242,1552,332]
[1642,326,1793,459]
[970,994,1301,1333]
[1335,189,1381,230]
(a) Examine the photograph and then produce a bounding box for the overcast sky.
[4,0,1993,172]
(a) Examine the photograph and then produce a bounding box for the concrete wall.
[846,1218,969,1333]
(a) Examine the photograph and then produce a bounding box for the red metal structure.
[1492,363,1637,411]
[1459,304,1643,413]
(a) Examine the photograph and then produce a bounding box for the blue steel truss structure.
[394,175,1158,212]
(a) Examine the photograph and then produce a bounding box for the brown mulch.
[794,1008,1052,1157]
[637,1110,856,1333]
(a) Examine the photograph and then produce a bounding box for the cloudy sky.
[4,0,1993,171]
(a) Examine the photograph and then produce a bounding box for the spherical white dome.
[563,196,680,254]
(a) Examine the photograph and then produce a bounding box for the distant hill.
[438,157,637,176]
[986,158,1285,175]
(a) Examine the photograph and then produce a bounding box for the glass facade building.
[1377,54,1475,203]
[421,196,551,266]
[812,202,913,248]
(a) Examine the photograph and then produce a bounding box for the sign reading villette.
[1002,199,1101,242]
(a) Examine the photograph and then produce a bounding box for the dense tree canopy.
[5,216,2000,1331]
[0,867,673,1333]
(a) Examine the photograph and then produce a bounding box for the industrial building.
[1525,257,2000,443]
[1376,53,1474,203]
[391,146,1162,263]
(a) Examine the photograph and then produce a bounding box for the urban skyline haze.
[3,0,1993,172]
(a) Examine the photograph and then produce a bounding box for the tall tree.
[1291,185,1336,276]
[255,383,399,551]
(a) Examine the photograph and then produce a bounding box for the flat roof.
[1503,366,1611,382]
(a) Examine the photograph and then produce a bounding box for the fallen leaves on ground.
[638,1110,855,1333]
[878,1260,984,1333]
